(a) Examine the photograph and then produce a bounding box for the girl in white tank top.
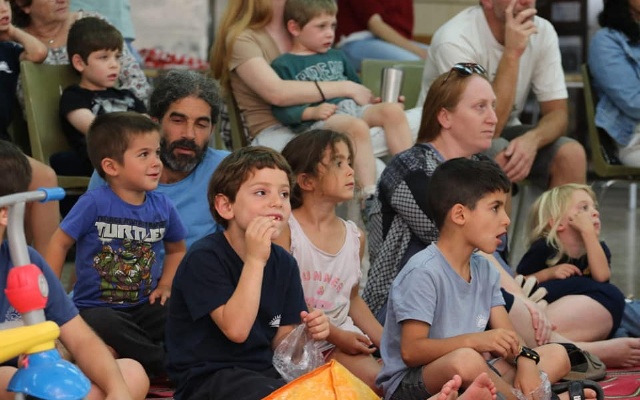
[275,129,383,395]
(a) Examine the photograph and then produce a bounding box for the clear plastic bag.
[273,324,324,382]
[511,371,552,400]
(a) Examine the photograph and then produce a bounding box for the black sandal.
[556,342,607,381]
[552,379,605,400]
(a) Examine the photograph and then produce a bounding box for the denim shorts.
[389,367,431,400]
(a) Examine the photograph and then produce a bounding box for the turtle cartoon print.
[93,218,165,304]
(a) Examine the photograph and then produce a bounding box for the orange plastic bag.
[264,360,381,400]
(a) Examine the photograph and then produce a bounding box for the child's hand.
[347,81,373,105]
[310,103,337,120]
[301,310,329,341]
[473,328,520,359]
[149,284,171,305]
[522,298,554,346]
[513,360,542,398]
[549,263,582,280]
[244,216,278,266]
[568,210,596,235]
[332,329,376,355]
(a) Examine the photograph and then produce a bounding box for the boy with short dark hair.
[45,112,187,378]
[377,158,575,400]
[58,16,146,176]
[165,146,330,400]
[0,140,149,399]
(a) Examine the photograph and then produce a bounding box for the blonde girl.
[517,183,626,341]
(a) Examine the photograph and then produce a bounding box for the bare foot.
[459,372,497,400]
[432,374,462,400]
[579,337,640,368]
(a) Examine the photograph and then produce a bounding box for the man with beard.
[417,0,586,189]
[89,70,229,252]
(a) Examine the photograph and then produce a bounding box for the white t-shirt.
[289,214,364,351]
[417,6,567,126]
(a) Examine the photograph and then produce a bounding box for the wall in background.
[130,0,211,61]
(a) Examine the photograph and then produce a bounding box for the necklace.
[33,20,66,46]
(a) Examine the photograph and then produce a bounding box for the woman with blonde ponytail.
[210,0,378,152]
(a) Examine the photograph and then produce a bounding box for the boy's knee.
[345,119,371,137]
[380,103,406,120]
[0,366,17,399]
[537,343,571,376]
[116,358,150,400]
[447,348,489,378]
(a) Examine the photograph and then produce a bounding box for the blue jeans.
[340,38,429,71]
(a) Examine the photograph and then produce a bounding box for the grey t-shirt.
[376,244,504,398]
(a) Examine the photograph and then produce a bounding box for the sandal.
[556,343,607,381]
[551,379,605,400]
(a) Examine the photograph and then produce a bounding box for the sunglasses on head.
[442,63,487,84]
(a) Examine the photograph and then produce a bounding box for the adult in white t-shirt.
[418,0,586,188]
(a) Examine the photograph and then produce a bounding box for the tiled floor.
[508,181,640,299]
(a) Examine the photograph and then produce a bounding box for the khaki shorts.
[482,125,576,189]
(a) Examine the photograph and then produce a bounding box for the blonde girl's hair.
[527,183,597,266]
[210,0,273,93]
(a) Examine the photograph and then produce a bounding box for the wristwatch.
[515,346,540,364]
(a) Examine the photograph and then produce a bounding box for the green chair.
[360,59,425,109]
[225,94,250,150]
[581,63,640,209]
[20,61,90,193]
[7,98,31,155]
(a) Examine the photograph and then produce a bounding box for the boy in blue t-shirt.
[46,112,187,378]
[0,140,149,399]
[58,16,146,176]
[378,158,580,400]
[165,147,329,400]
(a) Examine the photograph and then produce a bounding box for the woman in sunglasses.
[364,63,498,325]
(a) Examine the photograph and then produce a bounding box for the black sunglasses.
[442,63,487,84]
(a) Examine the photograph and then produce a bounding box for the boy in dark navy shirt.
[166,147,330,400]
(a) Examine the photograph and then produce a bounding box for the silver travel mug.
[380,67,404,103]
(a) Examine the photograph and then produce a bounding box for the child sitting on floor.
[377,158,595,400]
[45,112,187,378]
[0,140,149,399]
[164,146,330,400]
[517,183,626,341]
[275,129,384,394]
